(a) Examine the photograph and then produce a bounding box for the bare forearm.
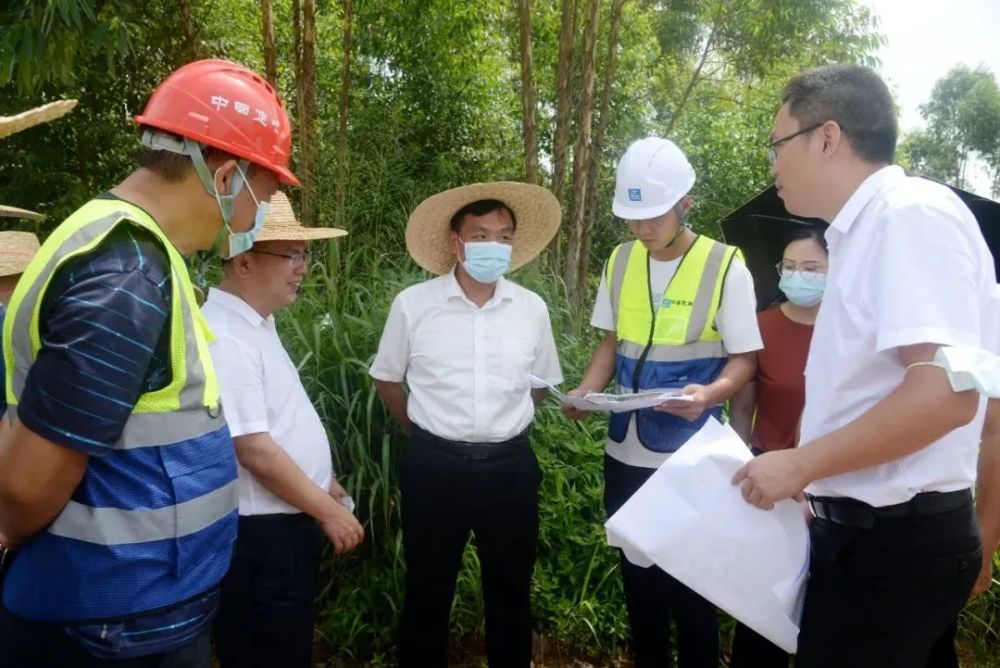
[0,421,88,544]
[729,381,757,443]
[236,434,339,521]
[705,353,757,405]
[374,380,411,433]
[977,419,1000,553]
[578,331,617,392]
[799,366,978,484]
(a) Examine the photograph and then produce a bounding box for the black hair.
[137,126,253,183]
[449,199,517,233]
[785,225,828,254]
[781,64,897,164]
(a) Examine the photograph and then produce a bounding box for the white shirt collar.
[441,269,515,309]
[206,287,273,328]
[830,165,905,234]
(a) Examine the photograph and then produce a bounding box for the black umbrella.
[720,181,1000,311]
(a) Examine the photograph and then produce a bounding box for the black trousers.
[796,498,981,668]
[212,513,324,668]
[398,425,541,668]
[730,622,788,668]
[0,607,211,667]
[604,455,719,668]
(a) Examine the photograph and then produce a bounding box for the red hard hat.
[135,59,299,186]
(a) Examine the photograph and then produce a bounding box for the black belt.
[412,424,529,461]
[807,489,972,529]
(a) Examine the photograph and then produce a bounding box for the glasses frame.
[775,260,828,278]
[250,249,310,269]
[767,122,825,165]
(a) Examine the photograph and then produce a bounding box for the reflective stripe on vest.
[1,199,237,621]
[604,236,739,452]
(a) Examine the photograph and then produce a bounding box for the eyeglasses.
[251,249,310,268]
[767,122,824,165]
[775,260,827,279]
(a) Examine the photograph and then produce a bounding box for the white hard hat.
[612,137,696,220]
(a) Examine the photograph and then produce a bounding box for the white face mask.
[908,346,1000,398]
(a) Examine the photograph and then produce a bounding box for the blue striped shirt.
[18,219,172,455]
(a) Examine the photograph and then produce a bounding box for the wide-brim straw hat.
[1,100,78,220]
[0,100,78,140]
[0,204,45,221]
[406,182,561,275]
[0,231,41,277]
[254,192,347,243]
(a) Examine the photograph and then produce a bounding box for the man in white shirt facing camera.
[203,192,364,668]
[370,182,562,668]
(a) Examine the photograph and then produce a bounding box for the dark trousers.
[796,498,981,668]
[398,425,541,668]
[213,513,324,668]
[604,455,719,668]
[0,606,211,667]
[730,622,788,668]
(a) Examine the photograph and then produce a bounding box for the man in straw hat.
[562,137,762,668]
[202,192,364,667]
[370,182,563,667]
[0,60,296,666]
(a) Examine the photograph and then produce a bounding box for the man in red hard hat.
[0,59,297,666]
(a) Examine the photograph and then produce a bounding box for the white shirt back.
[801,166,995,506]
[203,288,333,515]
[369,272,563,443]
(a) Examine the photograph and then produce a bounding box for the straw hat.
[0,205,45,222]
[0,231,41,277]
[0,100,78,140]
[0,99,78,220]
[254,192,347,243]
[406,181,561,275]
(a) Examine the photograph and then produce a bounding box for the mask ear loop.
[905,361,944,372]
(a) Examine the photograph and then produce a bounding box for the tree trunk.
[335,0,354,229]
[259,0,278,87]
[518,0,539,185]
[579,0,627,288]
[298,0,318,225]
[292,0,302,94]
[562,0,600,302]
[551,0,577,197]
[178,0,198,59]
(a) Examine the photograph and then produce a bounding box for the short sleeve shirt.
[369,272,563,443]
[18,201,172,456]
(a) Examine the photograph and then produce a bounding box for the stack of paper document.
[605,418,810,653]
[529,374,694,413]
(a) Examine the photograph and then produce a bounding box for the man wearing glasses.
[733,64,994,667]
[203,192,364,668]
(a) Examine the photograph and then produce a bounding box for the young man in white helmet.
[563,137,762,668]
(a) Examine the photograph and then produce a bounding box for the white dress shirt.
[801,166,995,506]
[591,254,763,468]
[202,288,333,515]
[368,272,563,443]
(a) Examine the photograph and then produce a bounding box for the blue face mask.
[779,271,826,307]
[461,240,513,284]
[211,163,268,260]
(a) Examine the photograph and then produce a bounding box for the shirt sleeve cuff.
[876,327,979,353]
[368,366,404,382]
[226,419,270,438]
[17,404,113,458]
[530,374,564,388]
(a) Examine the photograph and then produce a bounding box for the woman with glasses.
[728,225,827,667]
